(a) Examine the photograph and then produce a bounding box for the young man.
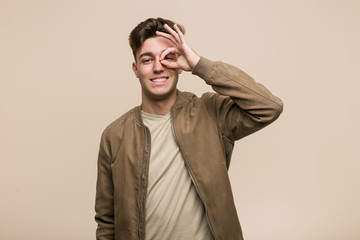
[95,18,283,240]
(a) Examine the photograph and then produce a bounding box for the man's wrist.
[192,57,215,80]
[189,54,201,71]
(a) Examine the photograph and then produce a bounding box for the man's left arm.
[157,24,283,140]
[192,57,283,141]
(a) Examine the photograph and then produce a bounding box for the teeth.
[152,78,167,82]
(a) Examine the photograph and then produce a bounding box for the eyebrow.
[139,52,153,59]
[138,49,169,60]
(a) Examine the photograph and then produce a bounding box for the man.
[95,18,283,240]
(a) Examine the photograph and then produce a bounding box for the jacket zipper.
[170,108,216,240]
[137,126,147,240]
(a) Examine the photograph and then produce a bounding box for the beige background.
[1,0,359,239]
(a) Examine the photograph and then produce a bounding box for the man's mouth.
[151,78,167,83]
[151,77,169,86]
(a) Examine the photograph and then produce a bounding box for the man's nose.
[153,58,164,73]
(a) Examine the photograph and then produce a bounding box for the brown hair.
[129,17,185,61]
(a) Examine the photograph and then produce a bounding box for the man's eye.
[165,55,175,60]
[141,59,152,63]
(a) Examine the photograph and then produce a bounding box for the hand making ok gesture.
[156,24,201,72]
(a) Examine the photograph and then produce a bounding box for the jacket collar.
[134,89,187,123]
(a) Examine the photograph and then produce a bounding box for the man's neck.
[141,93,177,115]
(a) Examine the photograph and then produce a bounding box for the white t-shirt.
[142,111,213,240]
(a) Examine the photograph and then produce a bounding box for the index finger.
[159,47,177,61]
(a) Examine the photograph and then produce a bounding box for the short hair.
[129,17,185,60]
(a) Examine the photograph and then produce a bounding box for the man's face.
[132,36,181,103]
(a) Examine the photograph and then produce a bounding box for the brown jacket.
[95,57,283,240]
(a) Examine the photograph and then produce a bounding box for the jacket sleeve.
[192,57,283,142]
[95,129,115,240]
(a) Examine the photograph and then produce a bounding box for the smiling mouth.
[151,77,168,83]
[150,77,169,86]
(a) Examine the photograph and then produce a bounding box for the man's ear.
[132,62,138,78]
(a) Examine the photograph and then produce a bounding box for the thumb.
[160,60,179,69]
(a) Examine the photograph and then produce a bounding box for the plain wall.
[1,0,359,239]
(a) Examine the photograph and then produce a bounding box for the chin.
[147,88,177,101]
